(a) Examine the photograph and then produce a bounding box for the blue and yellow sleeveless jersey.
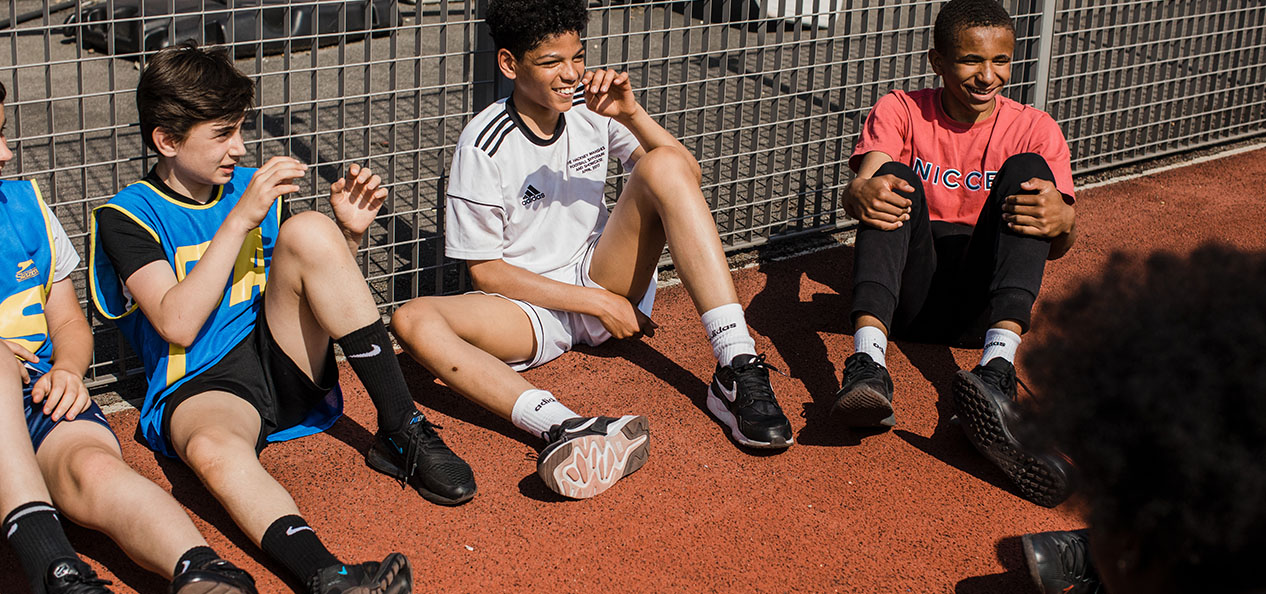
[89,166,338,456]
[0,180,57,382]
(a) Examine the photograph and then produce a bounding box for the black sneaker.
[705,353,793,448]
[833,352,896,429]
[171,558,257,594]
[367,411,477,506]
[309,554,412,594]
[1022,529,1103,594]
[953,357,1072,507]
[538,415,650,499]
[44,558,114,594]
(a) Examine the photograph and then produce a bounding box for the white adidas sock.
[853,325,888,367]
[510,389,580,440]
[981,327,1022,365]
[700,303,757,367]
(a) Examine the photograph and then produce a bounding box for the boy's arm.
[467,259,653,339]
[327,163,389,256]
[30,278,93,421]
[126,157,306,347]
[582,69,701,180]
[1003,178,1076,259]
[844,150,914,230]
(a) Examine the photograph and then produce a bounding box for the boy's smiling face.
[929,25,1014,124]
[155,116,247,196]
[500,31,586,129]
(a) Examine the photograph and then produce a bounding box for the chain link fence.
[1,0,1263,387]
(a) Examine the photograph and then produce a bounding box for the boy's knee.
[997,152,1054,184]
[390,299,447,348]
[179,425,255,478]
[276,211,345,259]
[874,161,924,199]
[632,146,702,185]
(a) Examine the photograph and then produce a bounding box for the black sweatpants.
[850,152,1056,348]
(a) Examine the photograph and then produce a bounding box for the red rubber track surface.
[3,149,1264,593]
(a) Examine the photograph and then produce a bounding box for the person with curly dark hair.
[835,0,1076,507]
[391,0,796,500]
[1020,245,1266,594]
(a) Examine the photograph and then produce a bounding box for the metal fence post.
[1032,0,1058,111]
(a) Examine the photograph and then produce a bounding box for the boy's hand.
[582,69,640,122]
[845,175,914,231]
[31,368,91,422]
[2,339,37,385]
[329,163,388,241]
[1003,178,1075,238]
[235,156,307,229]
[589,288,657,340]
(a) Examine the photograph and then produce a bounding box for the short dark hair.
[0,80,6,104]
[485,0,588,59]
[1027,245,1266,593]
[136,41,253,152]
[933,0,1015,54]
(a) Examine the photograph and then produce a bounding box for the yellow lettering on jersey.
[173,241,212,283]
[229,229,267,306]
[0,285,49,354]
[165,342,186,387]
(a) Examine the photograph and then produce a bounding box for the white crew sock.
[981,327,1022,365]
[853,325,888,367]
[700,303,757,367]
[510,389,580,440]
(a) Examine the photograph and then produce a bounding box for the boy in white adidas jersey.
[392,0,794,499]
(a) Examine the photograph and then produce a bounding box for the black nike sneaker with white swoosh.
[44,558,114,594]
[309,554,411,594]
[170,558,257,594]
[367,411,477,506]
[706,353,793,449]
[538,415,650,499]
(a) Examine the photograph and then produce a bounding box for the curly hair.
[485,0,589,59]
[1026,245,1266,592]
[136,41,253,152]
[933,0,1015,53]
[0,80,6,104]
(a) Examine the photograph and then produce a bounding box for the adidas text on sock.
[981,327,1022,365]
[511,389,580,440]
[854,325,888,367]
[701,303,757,366]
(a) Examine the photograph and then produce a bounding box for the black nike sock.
[335,320,418,435]
[3,501,79,593]
[260,515,340,584]
[174,545,220,576]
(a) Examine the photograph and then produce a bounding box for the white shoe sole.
[538,415,650,499]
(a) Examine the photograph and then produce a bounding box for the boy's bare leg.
[168,391,298,545]
[391,293,537,420]
[0,361,52,518]
[37,421,205,579]
[588,146,738,312]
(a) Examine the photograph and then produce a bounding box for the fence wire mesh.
[0,0,1262,387]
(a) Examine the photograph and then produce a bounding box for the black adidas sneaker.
[833,352,896,429]
[706,353,793,449]
[537,415,650,499]
[367,411,477,506]
[953,357,1072,507]
[170,558,257,594]
[1022,529,1103,594]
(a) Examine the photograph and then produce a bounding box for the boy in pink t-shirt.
[836,0,1076,508]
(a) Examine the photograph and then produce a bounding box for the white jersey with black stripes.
[444,90,640,283]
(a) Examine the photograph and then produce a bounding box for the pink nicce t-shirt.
[849,88,1075,226]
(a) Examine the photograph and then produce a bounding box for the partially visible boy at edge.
[391,0,795,500]
[0,80,257,594]
[836,0,1076,507]
[89,43,449,593]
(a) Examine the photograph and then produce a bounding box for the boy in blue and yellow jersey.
[89,43,463,593]
[0,82,257,594]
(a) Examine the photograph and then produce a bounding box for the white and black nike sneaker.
[537,415,650,499]
[706,353,793,449]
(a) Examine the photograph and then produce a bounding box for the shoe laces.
[1054,534,1097,587]
[52,575,113,594]
[843,353,884,382]
[974,362,1034,402]
[394,416,448,487]
[732,354,781,408]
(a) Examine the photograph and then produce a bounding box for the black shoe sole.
[365,553,412,594]
[171,576,256,594]
[1020,533,1048,593]
[366,446,476,506]
[953,371,1070,508]
[832,384,895,429]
